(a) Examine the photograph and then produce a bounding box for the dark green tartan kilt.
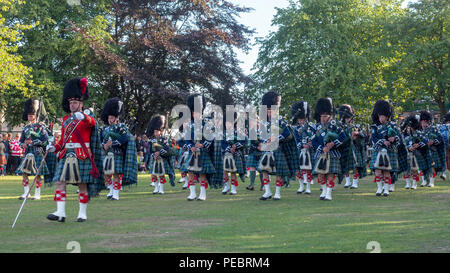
[246,151,262,168]
[148,156,174,175]
[282,141,300,177]
[352,144,365,168]
[209,140,224,186]
[53,149,96,184]
[185,150,216,175]
[339,143,355,174]
[224,153,245,175]
[103,152,124,174]
[312,153,341,175]
[411,150,431,172]
[16,150,49,176]
[369,148,399,172]
[429,146,445,171]
[257,149,290,177]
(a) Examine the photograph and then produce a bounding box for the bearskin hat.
[187,93,205,114]
[146,115,165,137]
[313,97,333,122]
[291,101,310,123]
[402,114,420,131]
[419,110,432,122]
[371,100,393,125]
[22,98,40,121]
[100,97,124,124]
[261,90,281,109]
[444,112,450,123]
[62,77,89,113]
[338,104,354,122]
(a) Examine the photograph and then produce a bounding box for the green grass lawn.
[0,173,449,253]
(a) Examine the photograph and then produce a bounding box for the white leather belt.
[65,143,90,149]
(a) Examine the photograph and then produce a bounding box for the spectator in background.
[9,134,22,175]
[3,134,10,175]
[6,133,12,174]
[0,139,6,176]
[136,135,142,153]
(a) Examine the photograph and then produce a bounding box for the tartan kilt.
[353,144,365,168]
[186,149,216,175]
[225,152,245,175]
[44,152,58,184]
[103,153,124,174]
[53,149,96,184]
[257,149,290,177]
[429,146,445,171]
[369,148,399,172]
[339,143,354,174]
[246,151,262,168]
[148,156,174,175]
[312,153,341,175]
[281,140,300,177]
[396,144,409,174]
[209,140,224,186]
[16,149,49,176]
[412,150,431,172]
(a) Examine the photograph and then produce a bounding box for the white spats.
[77,203,87,221]
[324,187,333,201]
[187,184,197,201]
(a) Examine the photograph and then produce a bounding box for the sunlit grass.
[0,172,449,253]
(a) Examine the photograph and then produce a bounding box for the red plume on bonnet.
[80,77,88,96]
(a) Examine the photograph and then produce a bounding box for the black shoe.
[222,191,228,195]
[187,198,196,201]
[110,197,119,201]
[77,218,86,222]
[47,214,65,222]
[182,187,187,190]
[273,197,280,200]
[106,195,112,200]
[259,195,272,200]
[376,193,381,196]
[319,196,325,200]
[246,186,254,191]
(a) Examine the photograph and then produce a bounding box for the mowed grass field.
[0,173,449,253]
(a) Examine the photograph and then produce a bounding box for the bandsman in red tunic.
[46,78,104,222]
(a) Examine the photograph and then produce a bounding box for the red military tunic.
[54,111,96,160]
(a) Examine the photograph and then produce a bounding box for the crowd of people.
[4,76,450,223]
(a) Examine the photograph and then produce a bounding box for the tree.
[386,0,449,117]
[0,0,34,125]
[249,0,407,123]
[82,0,254,133]
[3,0,112,126]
